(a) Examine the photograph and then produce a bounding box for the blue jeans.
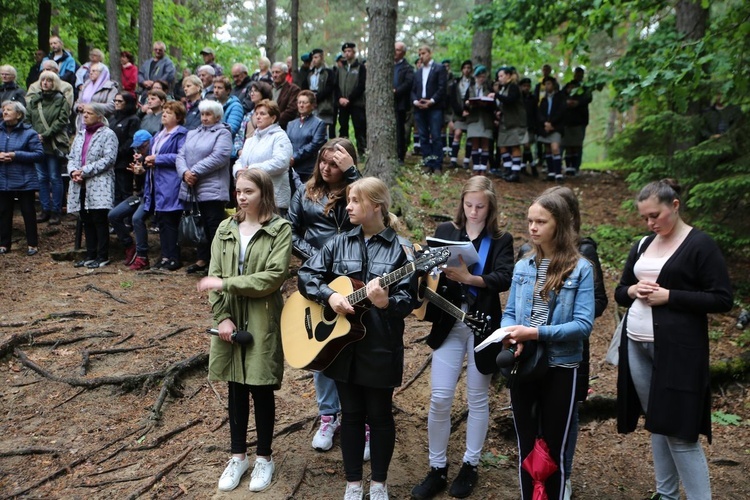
[314,371,341,416]
[414,106,445,171]
[35,155,63,213]
[628,339,712,500]
[108,197,149,255]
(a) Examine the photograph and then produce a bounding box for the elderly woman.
[74,62,118,130]
[287,90,327,183]
[234,81,272,156]
[233,99,293,214]
[176,100,232,274]
[250,57,273,84]
[68,103,119,268]
[26,70,71,226]
[0,101,44,255]
[182,75,204,130]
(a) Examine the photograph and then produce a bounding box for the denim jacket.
[501,256,595,364]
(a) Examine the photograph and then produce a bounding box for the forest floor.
[1,159,749,499]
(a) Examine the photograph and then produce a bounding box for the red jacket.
[121,64,138,97]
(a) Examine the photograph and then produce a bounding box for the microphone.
[206,328,254,345]
[495,346,517,368]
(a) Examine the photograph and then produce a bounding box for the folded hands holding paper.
[474,325,539,357]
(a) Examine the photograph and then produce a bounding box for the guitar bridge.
[304,307,313,340]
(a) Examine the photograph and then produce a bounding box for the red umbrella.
[522,437,558,500]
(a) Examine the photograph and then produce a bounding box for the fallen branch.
[411,332,430,343]
[10,379,40,387]
[286,463,308,500]
[0,447,59,457]
[207,378,224,407]
[89,461,139,476]
[395,353,432,395]
[0,320,28,328]
[132,419,202,451]
[114,333,134,346]
[64,271,117,280]
[0,326,64,358]
[33,331,119,349]
[78,474,151,488]
[28,310,94,325]
[15,348,208,391]
[211,415,229,432]
[83,284,129,304]
[51,387,86,410]
[80,345,156,376]
[126,445,193,500]
[152,327,189,342]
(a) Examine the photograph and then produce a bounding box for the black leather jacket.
[287,165,361,261]
[298,225,418,388]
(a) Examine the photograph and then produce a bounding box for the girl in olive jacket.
[197,168,292,493]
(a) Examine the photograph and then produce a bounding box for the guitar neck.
[347,261,416,305]
[422,286,467,324]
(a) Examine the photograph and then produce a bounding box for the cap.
[200,47,214,55]
[519,77,532,85]
[335,53,344,61]
[473,65,487,76]
[441,59,451,65]
[311,48,324,56]
[131,130,152,148]
[301,52,311,63]
[341,42,356,51]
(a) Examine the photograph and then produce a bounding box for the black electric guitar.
[413,274,491,339]
[281,247,450,370]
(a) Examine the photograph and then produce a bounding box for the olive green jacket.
[207,214,292,387]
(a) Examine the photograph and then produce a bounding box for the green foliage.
[708,329,724,341]
[711,410,742,426]
[583,223,642,271]
[480,450,509,468]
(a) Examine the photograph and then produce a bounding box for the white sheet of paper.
[425,237,480,268]
[474,328,510,352]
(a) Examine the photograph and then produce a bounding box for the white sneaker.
[370,482,389,500]
[344,482,364,500]
[217,456,249,491]
[248,456,274,492]
[312,415,340,451]
[362,424,370,462]
[564,478,572,500]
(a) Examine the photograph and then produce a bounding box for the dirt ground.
[1,165,748,499]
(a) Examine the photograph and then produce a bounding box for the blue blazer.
[411,62,447,109]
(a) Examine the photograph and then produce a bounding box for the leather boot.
[36,210,50,223]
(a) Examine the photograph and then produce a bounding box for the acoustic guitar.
[281,247,451,371]
[413,274,490,338]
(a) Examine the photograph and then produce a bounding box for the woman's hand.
[332,144,354,170]
[71,169,84,183]
[503,325,538,344]
[441,255,472,284]
[365,278,389,309]
[144,155,156,167]
[196,276,222,292]
[629,279,660,300]
[328,293,355,315]
[183,170,198,186]
[217,318,236,343]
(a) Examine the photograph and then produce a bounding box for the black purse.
[499,340,548,388]
[178,188,207,246]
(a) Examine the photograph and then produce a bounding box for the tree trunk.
[364,0,398,182]
[77,34,87,66]
[290,0,299,74]
[38,0,51,52]
[470,0,492,70]
[106,0,122,86]
[266,0,277,62]
[676,0,709,115]
[138,0,154,72]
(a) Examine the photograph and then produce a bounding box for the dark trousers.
[0,191,38,249]
[414,107,445,171]
[228,382,275,456]
[157,210,182,261]
[336,381,395,483]
[80,208,110,261]
[114,169,134,207]
[395,109,408,161]
[196,200,227,263]
[338,105,367,154]
[511,366,577,500]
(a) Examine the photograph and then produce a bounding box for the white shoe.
[312,415,340,451]
[344,481,364,500]
[564,478,572,500]
[370,482,389,500]
[362,424,370,462]
[217,456,249,491]
[248,456,274,492]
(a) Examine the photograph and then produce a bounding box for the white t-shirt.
[626,255,669,342]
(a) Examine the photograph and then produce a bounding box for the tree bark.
[676,0,709,115]
[266,0,277,62]
[106,0,122,86]
[364,0,398,182]
[38,0,52,52]
[138,0,154,71]
[290,0,299,74]
[471,0,492,70]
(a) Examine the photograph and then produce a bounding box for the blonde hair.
[38,70,62,91]
[347,177,398,228]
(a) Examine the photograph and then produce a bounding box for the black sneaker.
[411,465,448,499]
[448,462,478,498]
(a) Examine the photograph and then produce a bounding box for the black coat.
[393,59,414,112]
[298,226,418,388]
[537,91,566,135]
[615,229,733,442]
[411,61,447,109]
[424,222,514,350]
[109,111,141,170]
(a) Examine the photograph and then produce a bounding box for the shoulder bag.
[178,187,207,246]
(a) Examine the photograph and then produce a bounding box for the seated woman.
[0,100,44,255]
[233,99,293,215]
[175,100,232,274]
[68,103,119,268]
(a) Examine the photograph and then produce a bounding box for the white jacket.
[66,126,118,212]
[233,123,293,209]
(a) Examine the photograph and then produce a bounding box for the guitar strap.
[397,236,415,262]
[468,234,491,297]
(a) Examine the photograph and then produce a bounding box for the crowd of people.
[0,36,737,500]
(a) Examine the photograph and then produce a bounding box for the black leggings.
[227,382,275,456]
[336,381,395,483]
[511,366,577,500]
[79,208,110,261]
[0,191,38,249]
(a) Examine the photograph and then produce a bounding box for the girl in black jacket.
[298,177,417,500]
